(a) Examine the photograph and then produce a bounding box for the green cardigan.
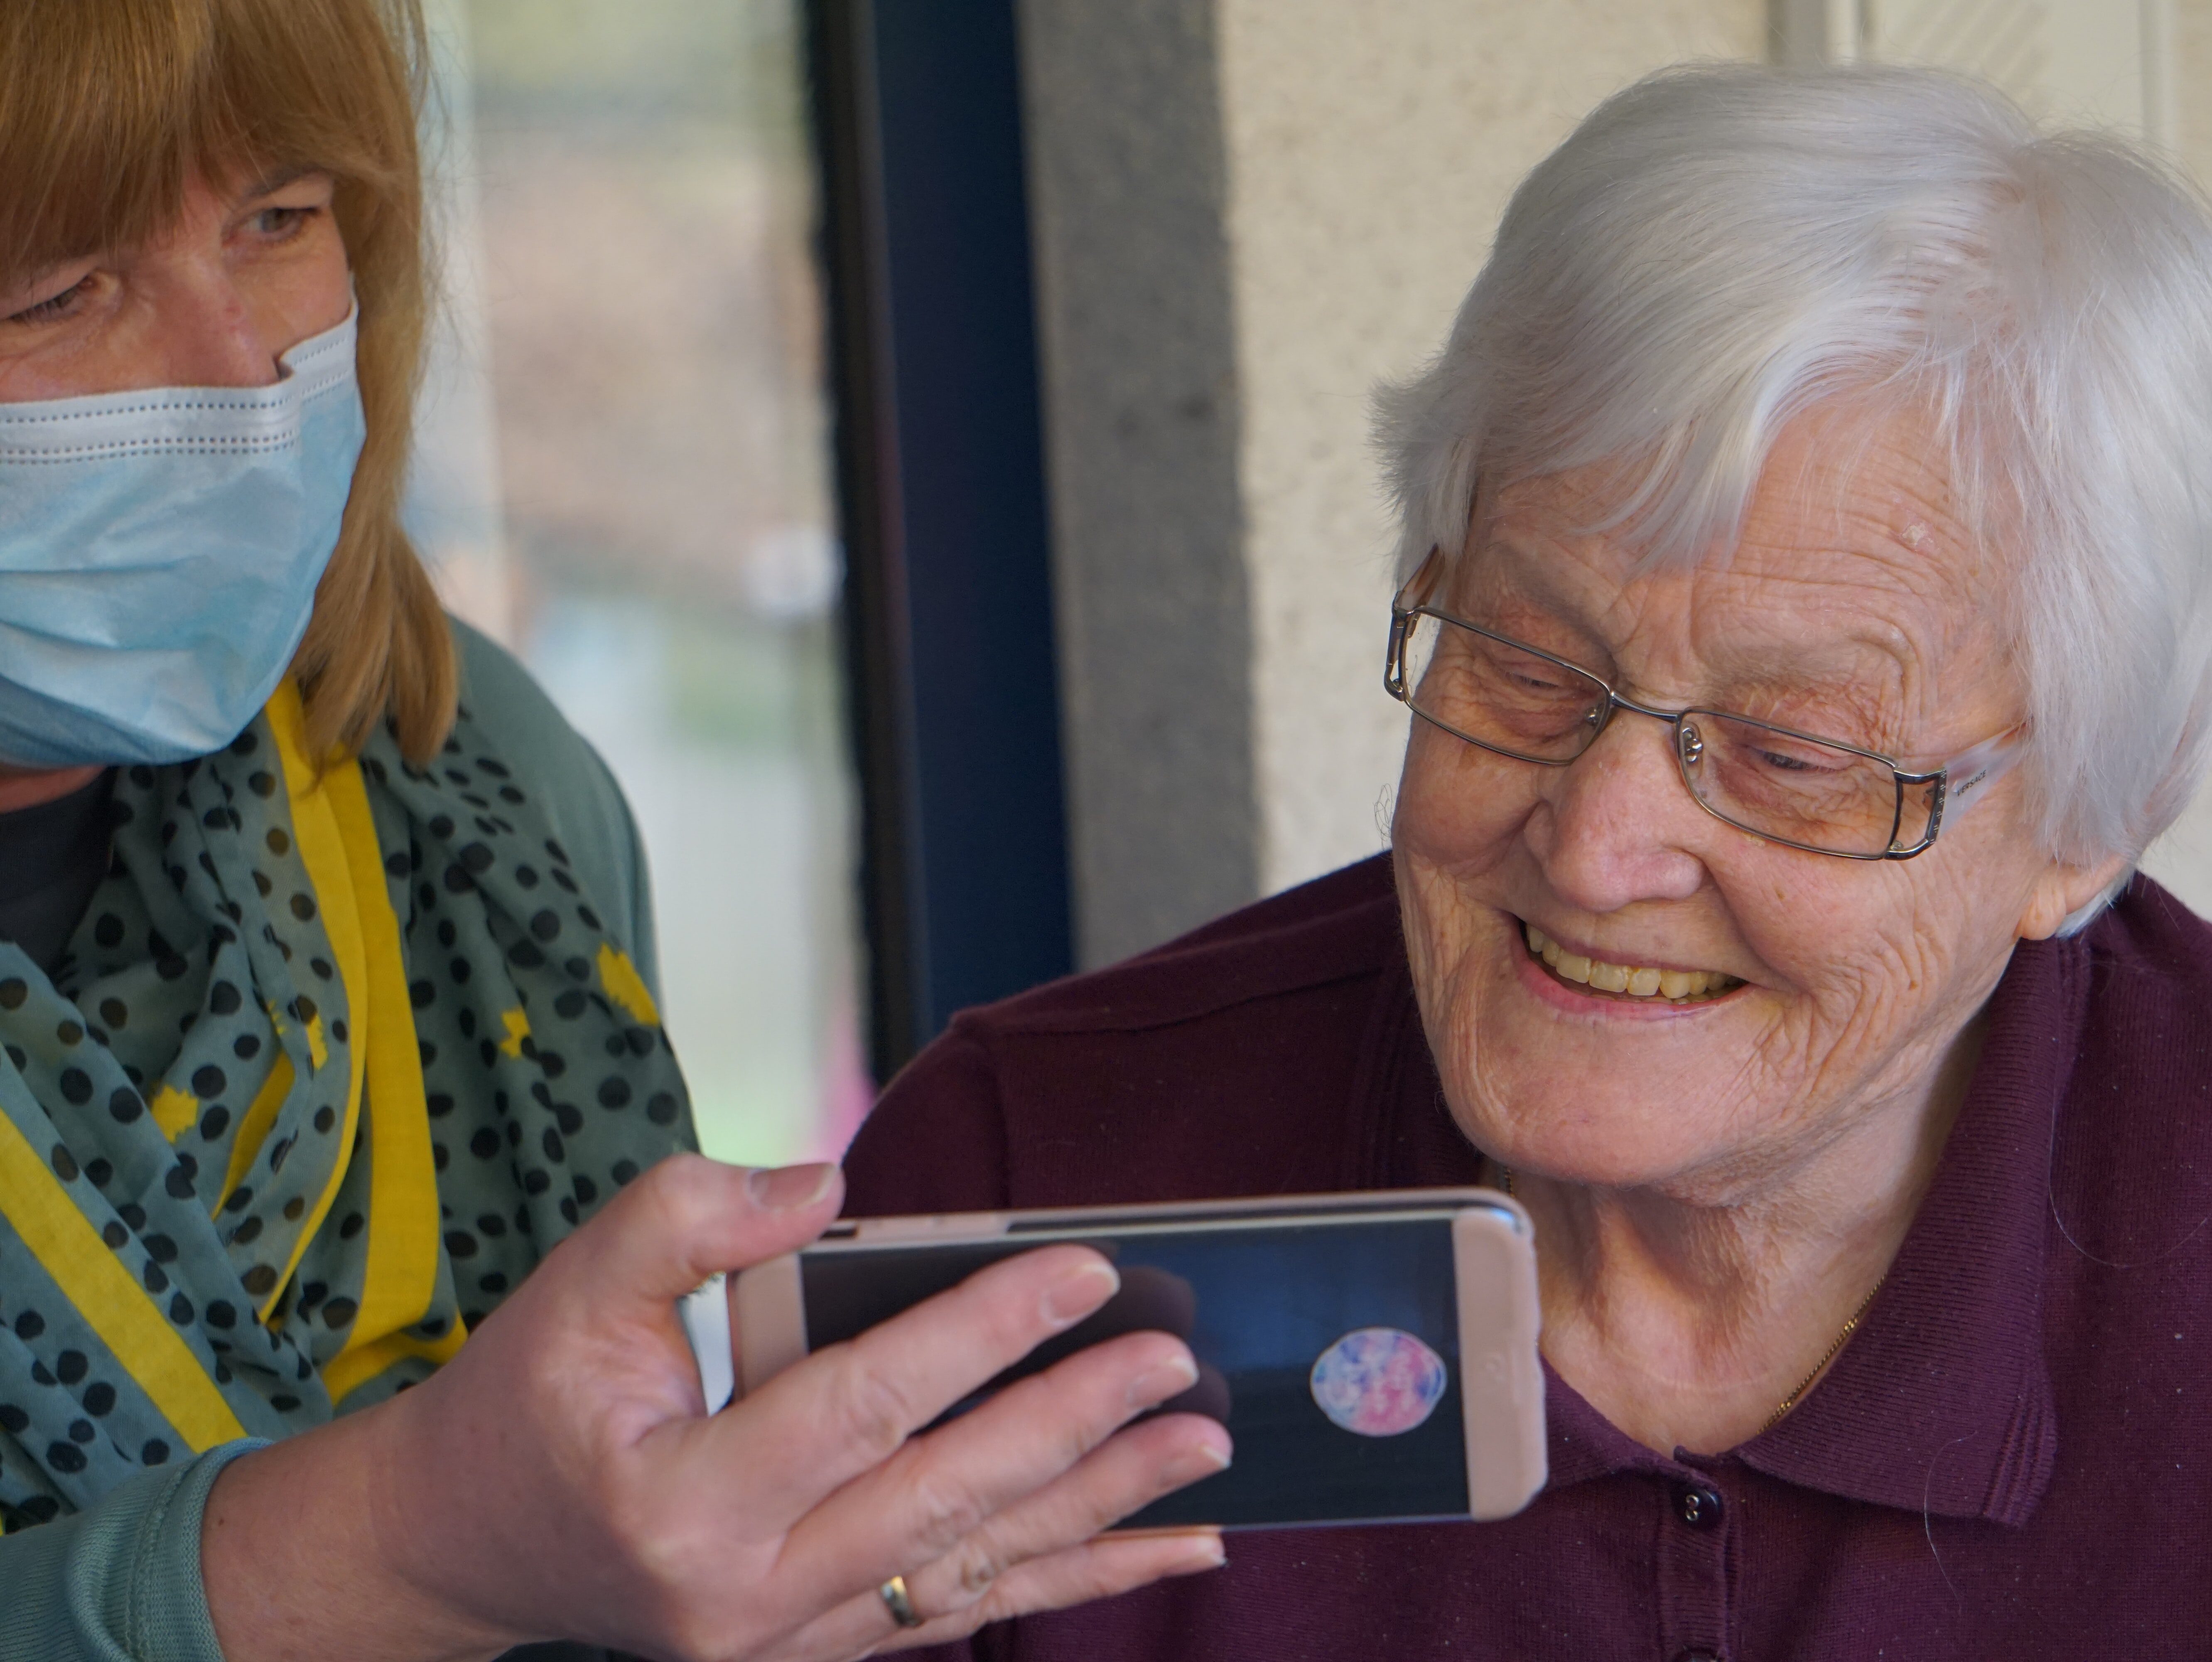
[0,622,660,1661]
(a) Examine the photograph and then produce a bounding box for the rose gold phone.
[705,1189,1544,1530]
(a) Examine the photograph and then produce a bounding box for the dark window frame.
[808,0,1075,1082]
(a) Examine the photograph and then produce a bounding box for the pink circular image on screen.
[1308,1328,1449,1436]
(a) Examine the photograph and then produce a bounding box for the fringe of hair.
[0,0,457,766]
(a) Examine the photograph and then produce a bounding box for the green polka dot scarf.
[0,683,693,1528]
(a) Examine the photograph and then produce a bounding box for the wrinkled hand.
[206,1154,1230,1662]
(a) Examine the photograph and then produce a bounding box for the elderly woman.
[846,65,2212,1659]
[0,1,1229,1658]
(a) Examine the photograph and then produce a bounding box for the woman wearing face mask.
[0,3,1230,1659]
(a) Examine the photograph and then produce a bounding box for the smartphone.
[680,1188,1545,1531]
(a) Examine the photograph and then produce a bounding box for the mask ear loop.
[1934,725,2028,830]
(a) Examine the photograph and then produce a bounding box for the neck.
[1507,1013,1984,1455]
[0,763,102,814]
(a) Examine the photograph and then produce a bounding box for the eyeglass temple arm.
[1392,547,1445,614]
[1385,548,1447,700]
[1914,726,2028,832]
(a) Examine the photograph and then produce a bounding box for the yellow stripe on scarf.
[261,686,373,1320]
[265,686,466,1401]
[218,1053,294,1211]
[0,1113,246,1451]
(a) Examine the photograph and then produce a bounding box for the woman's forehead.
[1473,412,1996,644]
[1464,537,1922,697]
[0,0,390,295]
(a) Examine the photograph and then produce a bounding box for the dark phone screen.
[797,1216,1470,1529]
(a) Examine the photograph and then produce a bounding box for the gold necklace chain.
[1494,1163,1885,1432]
[1758,1272,1886,1433]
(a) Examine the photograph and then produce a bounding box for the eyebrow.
[1466,534,1918,708]
[1699,639,1907,699]
[238,163,326,201]
[0,166,331,305]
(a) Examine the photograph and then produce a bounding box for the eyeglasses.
[1383,553,2023,860]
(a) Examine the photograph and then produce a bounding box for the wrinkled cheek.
[1801,931,1993,1101]
[1744,958,1916,1112]
[1393,742,1518,1004]
[1731,856,1981,1025]
[1392,733,1526,873]
[1395,851,1471,1015]
[1394,853,1509,1113]
[1727,999,1827,1109]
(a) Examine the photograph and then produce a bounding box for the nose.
[1525,705,1709,911]
[145,269,285,389]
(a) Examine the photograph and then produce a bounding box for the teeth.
[1522,920,1739,1003]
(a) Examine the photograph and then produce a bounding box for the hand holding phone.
[685,1189,1546,1532]
[210,1157,1230,1662]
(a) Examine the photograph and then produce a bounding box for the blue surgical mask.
[0,307,366,767]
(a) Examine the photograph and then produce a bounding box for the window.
[406,0,869,1165]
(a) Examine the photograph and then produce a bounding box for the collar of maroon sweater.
[1469,930,2086,1528]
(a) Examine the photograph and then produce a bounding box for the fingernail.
[749,1162,837,1210]
[1175,1532,1227,1571]
[1042,1259,1119,1327]
[1165,1441,1232,1484]
[1126,1354,1199,1410]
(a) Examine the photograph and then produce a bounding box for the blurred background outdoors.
[404,0,867,1169]
[396,0,2212,1167]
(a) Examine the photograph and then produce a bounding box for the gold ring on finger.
[879,1574,924,1630]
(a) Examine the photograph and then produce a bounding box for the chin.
[1426,945,1790,1191]
[1454,1090,1749,1192]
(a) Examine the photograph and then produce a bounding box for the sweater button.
[1673,1483,1724,1528]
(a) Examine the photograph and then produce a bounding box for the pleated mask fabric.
[0,683,693,1527]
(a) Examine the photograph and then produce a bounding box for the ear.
[2017,851,2133,941]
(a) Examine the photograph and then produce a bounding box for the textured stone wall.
[1213,0,1767,892]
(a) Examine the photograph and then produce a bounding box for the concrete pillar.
[1018,0,1261,966]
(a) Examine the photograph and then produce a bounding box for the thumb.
[567,1153,845,1308]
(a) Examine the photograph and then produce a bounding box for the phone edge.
[735,1252,807,1399]
[1453,1205,1548,1519]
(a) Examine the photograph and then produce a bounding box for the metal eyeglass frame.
[1382,551,2025,861]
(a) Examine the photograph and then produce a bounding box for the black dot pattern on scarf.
[0,697,692,1518]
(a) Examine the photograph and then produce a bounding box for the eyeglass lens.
[1396,612,1935,857]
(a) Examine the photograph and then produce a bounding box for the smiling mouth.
[1521,920,1744,1005]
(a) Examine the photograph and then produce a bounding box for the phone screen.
[798,1213,1471,1529]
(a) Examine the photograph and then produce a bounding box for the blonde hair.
[0,0,456,765]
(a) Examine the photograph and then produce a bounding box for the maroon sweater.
[843,856,2212,1660]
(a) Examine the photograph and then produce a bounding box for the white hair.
[1376,64,2212,922]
